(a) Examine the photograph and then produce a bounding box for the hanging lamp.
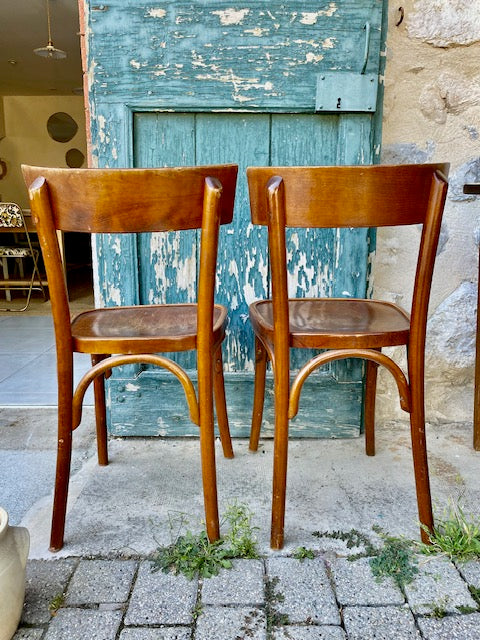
[34,0,67,59]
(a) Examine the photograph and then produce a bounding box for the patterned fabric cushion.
[0,247,36,258]
[0,203,24,228]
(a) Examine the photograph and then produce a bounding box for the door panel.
[83,0,387,436]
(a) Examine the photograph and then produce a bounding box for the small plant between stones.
[265,576,289,639]
[293,546,315,562]
[418,499,480,562]
[151,501,258,580]
[313,526,418,589]
[48,593,65,616]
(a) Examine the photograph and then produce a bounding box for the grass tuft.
[420,500,480,563]
[151,502,258,580]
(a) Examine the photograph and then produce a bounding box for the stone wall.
[376,0,480,423]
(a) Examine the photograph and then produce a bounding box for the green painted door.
[83,0,387,436]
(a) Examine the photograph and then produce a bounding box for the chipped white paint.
[125,383,140,391]
[244,27,269,37]
[130,60,142,69]
[305,52,324,64]
[212,8,250,26]
[300,4,337,25]
[146,8,166,19]
[106,285,122,306]
[97,114,107,144]
[175,254,196,297]
[111,236,122,255]
[321,37,336,49]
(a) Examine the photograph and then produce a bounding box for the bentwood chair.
[246,164,449,549]
[22,164,238,551]
[0,202,47,311]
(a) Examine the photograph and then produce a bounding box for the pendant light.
[34,0,67,60]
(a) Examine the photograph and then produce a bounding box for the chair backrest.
[0,203,24,229]
[22,165,237,233]
[247,164,449,228]
[247,164,449,352]
[21,164,238,347]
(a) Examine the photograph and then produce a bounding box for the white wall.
[376,0,480,423]
[0,96,86,208]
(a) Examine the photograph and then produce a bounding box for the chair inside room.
[0,202,47,311]
[22,163,238,552]
[246,163,449,549]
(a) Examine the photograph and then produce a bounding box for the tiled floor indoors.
[0,267,94,406]
[0,314,94,406]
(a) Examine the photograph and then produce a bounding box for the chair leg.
[250,336,268,452]
[50,368,74,552]
[270,356,290,550]
[198,351,220,542]
[364,356,379,456]
[408,359,434,544]
[213,345,234,459]
[1,258,11,302]
[91,354,109,466]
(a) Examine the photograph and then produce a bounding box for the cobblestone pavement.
[14,552,480,639]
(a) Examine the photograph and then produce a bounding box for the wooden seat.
[22,163,238,552]
[246,164,449,550]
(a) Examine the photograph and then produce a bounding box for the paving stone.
[43,609,122,640]
[273,625,346,639]
[12,630,44,640]
[65,559,137,605]
[120,629,191,640]
[201,558,264,605]
[330,557,404,606]
[124,561,197,625]
[21,559,78,624]
[417,612,480,639]
[342,605,420,639]
[404,557,477,615]
[456,559,480,587]
[195,606,266,640]
[266,557,340,625]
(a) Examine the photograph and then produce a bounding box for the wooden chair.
[246,164,449,549]
[22,164,238,552]
[0,202,47,311]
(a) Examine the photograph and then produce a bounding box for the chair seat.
[72,303,228,354]
[249,298,410,349]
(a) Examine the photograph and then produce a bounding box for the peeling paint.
[212,8,250,26]
[300,4,338,24]
[146,8,166,19]
[244,27,269,37]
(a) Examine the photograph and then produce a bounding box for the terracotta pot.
[0,508,29,640]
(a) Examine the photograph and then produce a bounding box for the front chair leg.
[213,345,234,459]
[270,363,290,550]
[50,374,74,552]
[250,336,268,452]
[408,360,434,544]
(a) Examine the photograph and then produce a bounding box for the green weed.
[151,502,258,580]
[369,529,418,589]
[420,500,480,562]
[293,546,315,562]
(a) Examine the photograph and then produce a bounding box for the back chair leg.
[408,362,434,544]
[213,345,234,459]
[364,357,379,456]
[91,354,109,466]
[250,336,268,451]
